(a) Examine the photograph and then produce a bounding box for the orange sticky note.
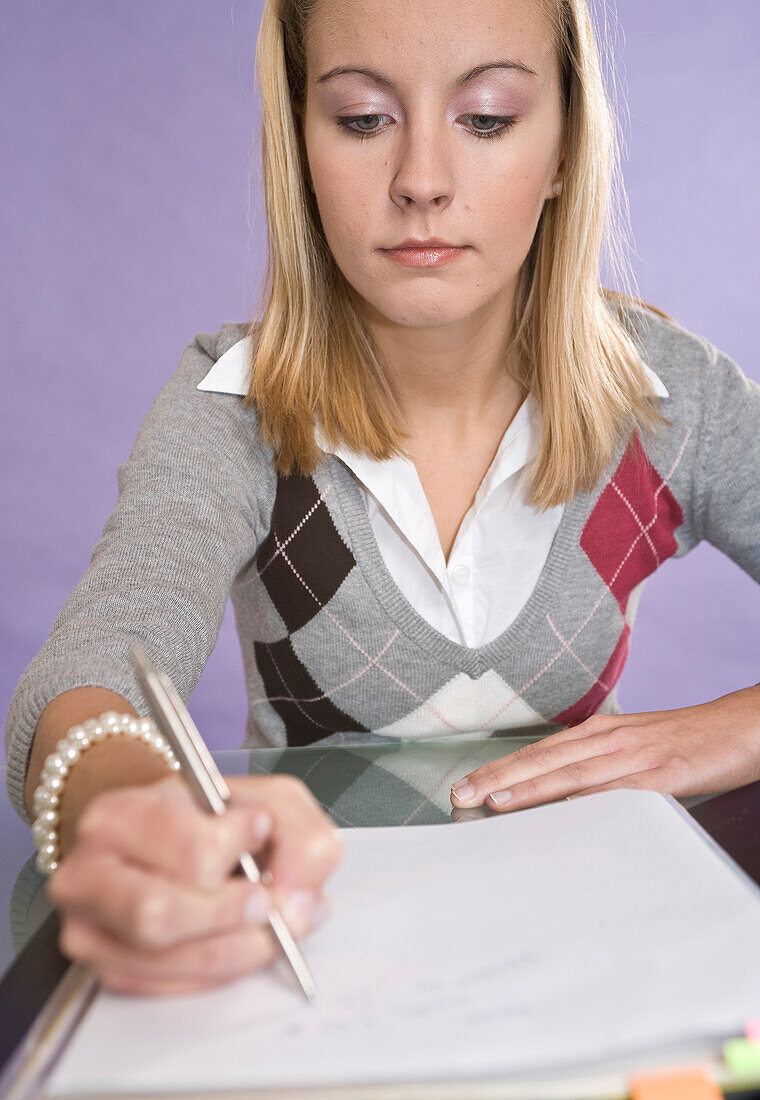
[629,1067,722,1100]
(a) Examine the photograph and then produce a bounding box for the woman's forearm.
[25,687,175,855]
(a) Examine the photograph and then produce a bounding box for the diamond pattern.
[247,427,690,746]
[554,624,631,727]
[254,636,369,746]
[580,434,684,614]
[374,670,546,739]
[253,473,368,745]
[256,474,355,632]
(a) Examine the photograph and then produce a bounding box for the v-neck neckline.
[316,394,541,581]
[317,430,631,678]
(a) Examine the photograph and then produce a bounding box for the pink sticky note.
[744,1018,760,1043]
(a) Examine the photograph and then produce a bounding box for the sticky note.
[744,1018,760,1043]
[723,1037,760,1078]
[629,1067,722,1100]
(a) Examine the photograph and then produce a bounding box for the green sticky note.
[723,1037,760,1078]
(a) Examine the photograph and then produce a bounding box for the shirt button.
[451,564,470,584]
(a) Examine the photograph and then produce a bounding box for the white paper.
[48,790,760,1095]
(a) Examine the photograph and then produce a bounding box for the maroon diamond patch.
[580,434,683,609]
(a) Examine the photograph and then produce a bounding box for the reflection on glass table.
[4,728,715,966]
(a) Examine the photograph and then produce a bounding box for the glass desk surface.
[2,734,760,1100]
[0,732,721,975]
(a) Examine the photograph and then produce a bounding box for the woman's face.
[297,0,565,332]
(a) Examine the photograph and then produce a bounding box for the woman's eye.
[336,113,518,142]
[466,114,518,140]
[336,114,390,140]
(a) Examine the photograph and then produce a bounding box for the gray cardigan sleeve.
[4,325,276,822]
[691,339,760,584]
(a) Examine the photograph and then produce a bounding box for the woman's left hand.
[449,685,760,812]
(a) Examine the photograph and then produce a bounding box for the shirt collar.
[196,333,670,401]
[196,334,254,394]
[198,334,669,574]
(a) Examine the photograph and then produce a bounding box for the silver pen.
[129,643,317,1003]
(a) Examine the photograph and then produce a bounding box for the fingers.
[451,720,628,808]
[49,772,342,995]
[226,775,344,893]
[476,750,652,812]
[58,895,328,993]
[48,848,273,951]
[74,777,272,892]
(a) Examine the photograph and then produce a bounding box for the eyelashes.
[336,113,519,142]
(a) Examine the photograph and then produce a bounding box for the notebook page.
[48,789,760,1095]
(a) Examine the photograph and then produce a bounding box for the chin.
[359,289,480,329]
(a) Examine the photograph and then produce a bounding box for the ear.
[546,144,567,200]
[553,134,567,182]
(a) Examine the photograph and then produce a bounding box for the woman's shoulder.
[603,290,711,367]
[131,319,276,477]
[602,291,753,412]
[193,319,253,366]
[192,321,258,396]
[169,319,255,394]
[140,319,260,423]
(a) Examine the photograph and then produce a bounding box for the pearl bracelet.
[31,710,180,876]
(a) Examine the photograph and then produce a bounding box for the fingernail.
[244,886,271,925]
[248,808,272,846]
[489,789,512,805]
[281,890,319,930]
[451,781,475,802]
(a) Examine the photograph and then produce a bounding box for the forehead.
[306,0,557,89]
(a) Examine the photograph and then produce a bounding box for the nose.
[388,113,455,213]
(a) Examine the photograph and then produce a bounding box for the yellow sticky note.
[723,1037,760,1078]
[629,1067,722,1100]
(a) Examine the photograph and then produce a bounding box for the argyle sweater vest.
[233,427,687,747]
[6,298,760,821]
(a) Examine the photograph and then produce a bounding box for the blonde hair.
[245,0,672,509]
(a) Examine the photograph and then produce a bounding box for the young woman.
[6,0,760,995]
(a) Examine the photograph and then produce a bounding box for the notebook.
[46,789,760,1097]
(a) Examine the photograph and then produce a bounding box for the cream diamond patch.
[374,670,546,740]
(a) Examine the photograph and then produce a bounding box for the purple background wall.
[2,1,759,757]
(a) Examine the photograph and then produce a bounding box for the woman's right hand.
[46,773,343,995]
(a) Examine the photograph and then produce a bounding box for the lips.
[385,238,461,250]
[381,244,467,268]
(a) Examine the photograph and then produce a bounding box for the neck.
[364,299,525,439]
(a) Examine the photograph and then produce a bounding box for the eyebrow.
[315,59,538,90]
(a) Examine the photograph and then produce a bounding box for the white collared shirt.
[198,337,669,648]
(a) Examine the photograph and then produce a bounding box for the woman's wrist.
[56,729,180,856]
[24,687,140,819]
[32,713,180,872]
